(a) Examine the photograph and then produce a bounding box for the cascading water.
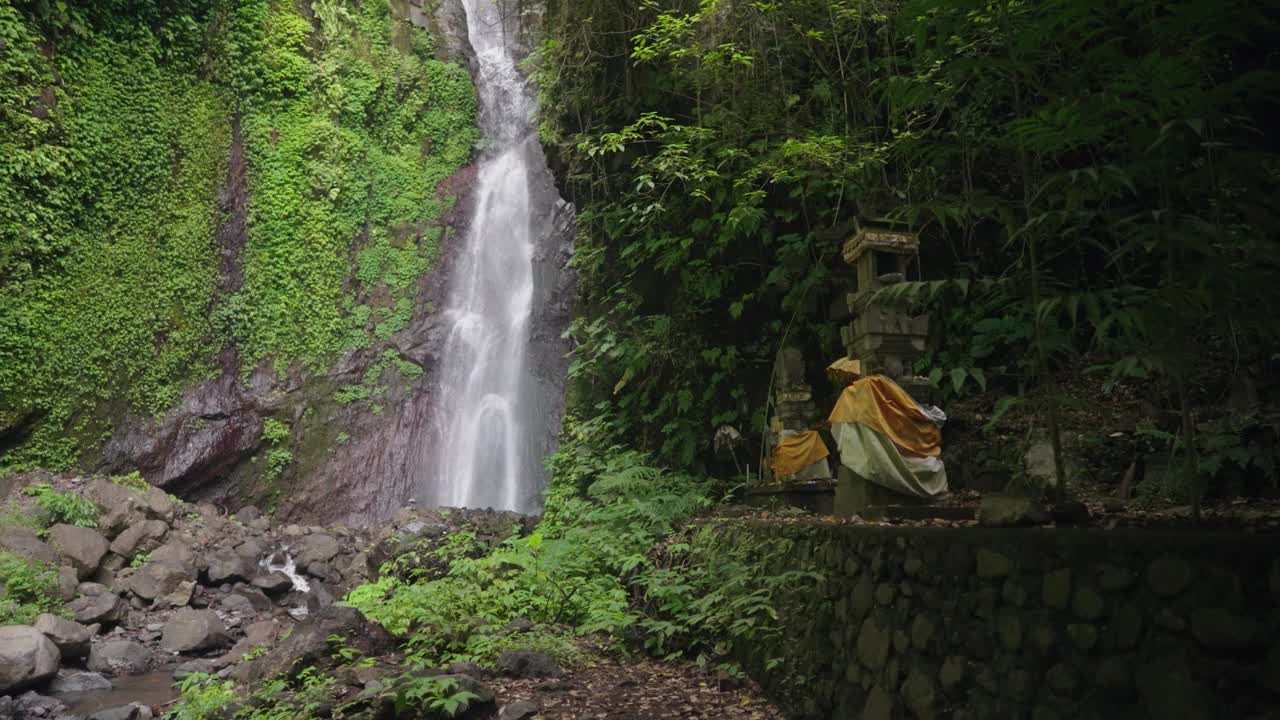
[422,0,566,513]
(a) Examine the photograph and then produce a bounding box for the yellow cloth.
[772,430,830,479]
[828,375,940,458]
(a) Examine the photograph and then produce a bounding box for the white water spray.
[427,0,545,513]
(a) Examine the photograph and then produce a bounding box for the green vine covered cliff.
[0,0,476,474]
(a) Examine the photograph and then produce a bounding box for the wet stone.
[1189,608,1256,650]
[1066,623,1098,651]
[939,656,965,691]
[976,549,1012,579]
[1042,569,1071,610]
[1110,603,1144,650]
[1146,554,1193,597]
[910,615,935,650]
[1072,587,1106,620]
[1046,663,1078,694]
[875,583,895,606]
[997,611,1023,651]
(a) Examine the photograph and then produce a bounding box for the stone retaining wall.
[697,521,1279,719]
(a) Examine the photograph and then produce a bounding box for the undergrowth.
[345,414,817,674]
[0,551,62,624]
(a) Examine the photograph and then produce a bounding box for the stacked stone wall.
[696,521,1279,719]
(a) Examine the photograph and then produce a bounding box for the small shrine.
[839,220,929,381]
[747,219,951,519]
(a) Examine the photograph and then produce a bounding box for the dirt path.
[489,655,784,720]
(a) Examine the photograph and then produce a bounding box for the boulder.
[977,496,1049,527]
[149,539,196,571]
[173,659,217,680]
[498,700,539,720]
[144,488,176,522]
[83,479,147,535]
[57,566,79,601]
[161,579,196,608]
[33,613,93,660]
[220,594,256,615]
[68,591,126,625]
[295,533,340,568]
[495,650,563,679]
[47,669,112,693]
[0,626,61,693]
[108,520,169,558]
[87,640,153,676]
[0,525,57,565]
[251,572,294,595]
[205,549,250,584]
[48,524,109,580]
[234,606,392,684]
[125,560,193,600]
[89,703,154,720]
[161,608,230,653]
[234,506,262,524]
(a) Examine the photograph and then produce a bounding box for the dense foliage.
[0,0,476,471]
[535,0,1280,503]
[345,418,816,673]
[0,551,61,624]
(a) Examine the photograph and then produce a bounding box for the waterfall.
[420,0,568,514]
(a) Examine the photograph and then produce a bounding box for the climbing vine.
[0,0,478,472]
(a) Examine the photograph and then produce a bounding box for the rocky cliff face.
[94,0,575,526]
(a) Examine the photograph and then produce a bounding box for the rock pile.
[0,475,537,719]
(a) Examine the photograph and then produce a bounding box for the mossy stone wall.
[697,522,1279,719]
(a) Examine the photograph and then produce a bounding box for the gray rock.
[83,479,147,535]
[161,579,195,608]
[0,525,57,565]
[1136,654,1209,720]
[46,524,109,580]
[1071,587,1106,620]
[125,560,192,600]
[173,659,217,680]
[1146,554,1193,597]
[57,566,79,601]
[220,594,256,615]
[975,549,1012,579]
[144,488,176,522]
[295,533,340,568]
[1189,607,1257,650]
[1042,568,1071,609]
[204,550,249,584]
[233,506,261,524]
[0,626,61,693]
[495,650,563,679]
[856,617,890,670]
[939,656,965,691]
[89,703,153,720]
[229,585,273,610]
[861,684,894,720]
[47,670,112,693]
[901,670,936,717]
[68,591,125,625]
[87,640,153,676]
[108,520,168,558]
[161,608,229,653]
[33,613,92,660]
[1066,623,1098,651]
[251,572,293,595]
[498,700,539,720]
[12,691,69,720]
[234,606,392,684]
[148,539,195,571]
[977,495,1048,527]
